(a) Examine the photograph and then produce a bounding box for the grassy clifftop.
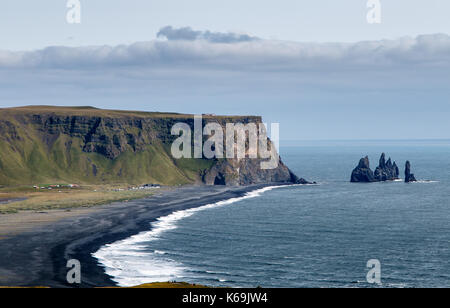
[0,106,255,120]
[0,105,302,188]
[0,106,260,186]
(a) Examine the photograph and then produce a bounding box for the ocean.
[93,140,450,288]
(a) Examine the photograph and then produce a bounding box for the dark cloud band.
[0,31,449,72]
[157,26,260,43]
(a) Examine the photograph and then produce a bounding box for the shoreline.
[94,184,291,286]
[0,184,278,287]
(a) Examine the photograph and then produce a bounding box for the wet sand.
[0,185,270,287]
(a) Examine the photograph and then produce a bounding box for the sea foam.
[93,185,294,287]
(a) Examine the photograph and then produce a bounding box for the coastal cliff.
[0,106,306,186]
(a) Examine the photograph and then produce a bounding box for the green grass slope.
[0,106,229,186]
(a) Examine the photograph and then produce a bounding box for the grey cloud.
[0,33,449,72]
[157,26,260,43]
[1,32,450,140]
[157,26,202,41]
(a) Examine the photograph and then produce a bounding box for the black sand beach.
[0,185,271,287]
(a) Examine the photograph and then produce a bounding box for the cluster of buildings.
[129,183,161,190]
[33,184,80,190]
[112,184,161,192]
[31,183,161,192]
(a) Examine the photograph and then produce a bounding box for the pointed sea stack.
[374,153,400,181]
[351,156,376,182]
[405,161,417,183]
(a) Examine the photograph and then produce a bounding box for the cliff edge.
[0,106,307,186]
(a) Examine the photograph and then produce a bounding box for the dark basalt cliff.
[351,153,400,183]
[202,158,310,186]
[0,106,308,186]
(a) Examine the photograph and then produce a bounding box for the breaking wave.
[92,185,295,287]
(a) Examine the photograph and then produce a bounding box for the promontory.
[0,106,308,187]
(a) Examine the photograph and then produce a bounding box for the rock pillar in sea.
[405,161,417,183]
[374,153,400,181]
[351,156,376,182]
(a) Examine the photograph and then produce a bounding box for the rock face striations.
[405,161,417,183]
[351,153,400,183]
[0,106,309,186]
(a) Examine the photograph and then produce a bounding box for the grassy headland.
[0,106,296,214]
[0,106,248,187]
[0,106,225,214]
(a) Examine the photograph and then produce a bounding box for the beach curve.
[0,184,285,287]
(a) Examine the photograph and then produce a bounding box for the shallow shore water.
[0,184,275,287]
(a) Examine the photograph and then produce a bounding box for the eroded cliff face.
[202,158,307,186]
[0,106,306,186]
[28,113,182,159]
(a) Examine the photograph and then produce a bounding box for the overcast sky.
[0,1,449,140]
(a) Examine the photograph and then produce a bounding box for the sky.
[0,0,450,140]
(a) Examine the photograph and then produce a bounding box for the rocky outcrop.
[351,156,376,182]
[202,158,311,186]
[374,153,399,181]
[405,161,417,183]
[351,153,399,182]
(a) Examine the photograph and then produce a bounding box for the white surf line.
[92,184,298,286]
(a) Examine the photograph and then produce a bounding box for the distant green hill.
[0,106,302,186]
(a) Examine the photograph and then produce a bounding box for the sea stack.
[374,153,400,181]
[405,161,417,183]
[351,156,375,182]
[351,153,400,183]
